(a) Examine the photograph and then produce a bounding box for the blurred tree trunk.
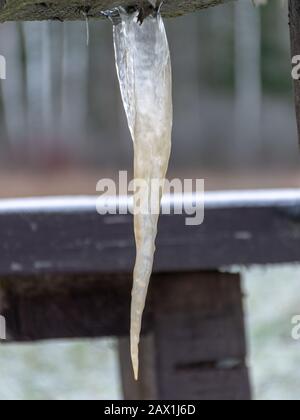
[61,22,89,159]
[234,0,262,166]
[0,23,27,152]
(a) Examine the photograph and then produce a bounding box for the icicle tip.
[131,337,139,381]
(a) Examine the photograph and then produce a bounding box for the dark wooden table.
[0,189,300,400]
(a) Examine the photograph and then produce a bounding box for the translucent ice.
[112,7,172,379]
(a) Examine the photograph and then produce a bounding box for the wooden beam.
[0,273,140,340]
[0,271,244,342]
[289,0,300,145]
[118,272,251,400]
[0,190,300,276]
[0,0,233,22]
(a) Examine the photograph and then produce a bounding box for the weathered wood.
[0,0,233,22]
[119,272,251,400]
[0,191,299,276]
[0,271,246,347]
[0,273,144,340]
[289,0,300,144]
[151,272,251,400]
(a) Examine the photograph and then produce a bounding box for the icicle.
[82,11,90,46]
[106,5,172,380]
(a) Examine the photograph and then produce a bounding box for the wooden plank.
[0,273,144,340]
[0,190,299,276]
[0,0,233,22]
[289,0,300,144]
[119,272,251,400]
[0,271,247,348]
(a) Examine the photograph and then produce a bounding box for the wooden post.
[289,0,300,144]
[119,335,158,400]
[119,271,251,401]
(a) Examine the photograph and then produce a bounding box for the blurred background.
[0,0,299,195]
[0,0,300,400]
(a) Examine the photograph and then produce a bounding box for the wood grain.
[0,273,140,340]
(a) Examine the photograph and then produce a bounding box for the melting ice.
[105,4,173,379]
